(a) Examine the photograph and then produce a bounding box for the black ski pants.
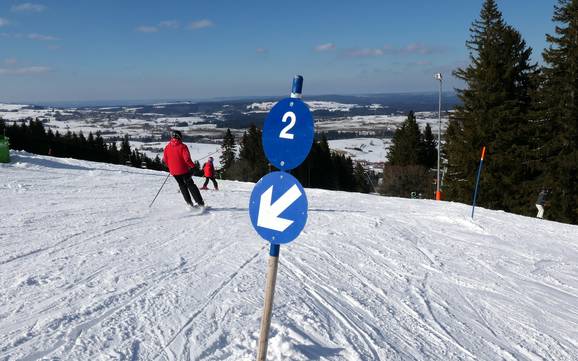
[202,176,218,189]
[174,174,204,206]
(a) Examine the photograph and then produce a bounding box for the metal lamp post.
[434,73,442,201]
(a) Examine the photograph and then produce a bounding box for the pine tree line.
[380,111,438,198]
[0,118,164,170]
[444,0,578,224]
[218,125,372,193]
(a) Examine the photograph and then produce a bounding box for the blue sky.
[0,1,560,103]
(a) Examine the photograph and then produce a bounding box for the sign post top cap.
[291,75,304,98]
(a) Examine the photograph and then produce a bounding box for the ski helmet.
[209,156,213,162]
[171,130,182,139]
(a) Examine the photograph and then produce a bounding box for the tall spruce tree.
[387,111,422,166]
[382,111,436,198]
[538,0,578,224]
[444,0,538,214]
[236,124,268,182]
[219,128,236,176]
[354,163,372,193]
[421,123,437,169]
[120,135,131,164]
[316,134,339,189]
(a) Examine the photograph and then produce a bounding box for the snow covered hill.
[1,152,577,361]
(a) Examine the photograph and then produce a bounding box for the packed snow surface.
[1,152,577,360]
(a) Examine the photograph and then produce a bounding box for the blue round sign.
[263,98,314,171]
[249,172,308,244]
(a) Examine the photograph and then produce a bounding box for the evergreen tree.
[383,112,437,198]
[333,155,356,191]
[94,132,107,162]
[120,135,131,164]
[292,135,332,189]
[130,149,142,167]
[192,160,203,176]
[2,119,160,169]
[235,124,268,182]
[315,134,335,189]
[387,111,423,166]
[421,123,437,169]
[219,128,236,176]
[354,163,372,193]
[108,142,120,163]
[444,0,538,214]
[538,0,578,223]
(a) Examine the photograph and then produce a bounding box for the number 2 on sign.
[279,111,296,140]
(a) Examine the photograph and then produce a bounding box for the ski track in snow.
[1,151,577,360]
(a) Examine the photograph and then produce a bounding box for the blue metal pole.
[269,244,280,257]
[471,146,486,218]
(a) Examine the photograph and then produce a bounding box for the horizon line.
[2,90,458,108]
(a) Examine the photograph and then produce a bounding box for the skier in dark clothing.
[163,130,205,208]
[200,157,218,190]
[535,189,548,219]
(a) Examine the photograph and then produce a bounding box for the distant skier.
[200,157,218,190]
[163,130,205,208]
[535,189,548,219]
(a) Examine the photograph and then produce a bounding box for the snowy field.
[0,103,451,168]
[247,101,360,113]
[1,152,577,360]
[328,138,391,164]
[315,112,447,134]
[131,141,223,168]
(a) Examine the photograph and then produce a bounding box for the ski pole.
[149,172,171,208]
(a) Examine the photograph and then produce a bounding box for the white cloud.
[4,58,17,65]
[256,47,267,54]
[11,3,46,13]
[136,26,158,33]
[344,43,444,58]
[0,66,51,75]
[0,18,10,27]
[189,19,214,30]
[314,43,336,52]
[27,33,58,41]
[402,43,440,55]
[159,20,179,29]
[0,32,58,40]
[345,48,384,58]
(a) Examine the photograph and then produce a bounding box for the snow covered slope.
[1,152,577,361]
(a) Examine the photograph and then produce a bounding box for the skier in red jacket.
[200,157,218,190]
[163,130,205,207]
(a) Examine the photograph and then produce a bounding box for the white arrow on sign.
[257,184,302,232]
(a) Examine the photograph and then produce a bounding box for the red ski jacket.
[163,139,196,176]
[203,161,215,177]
